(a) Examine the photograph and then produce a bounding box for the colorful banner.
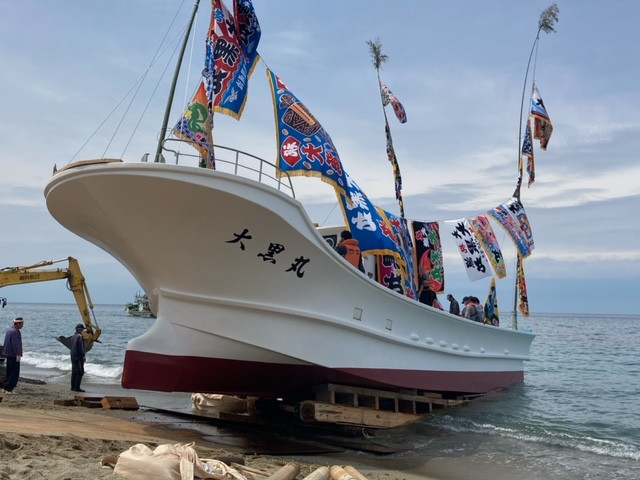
[522,119,535,187]
[411,221,444,294]
[337,173,404,265]
[267,68,349,198]
[443,218,492,282]
[234,0,261,60]
[488,198,534,258]
[204,0,260,120]
[384,119,404,217]
[381,209,416,299]
[173,81,215,169]
[379,82,405,216]
[468,215,506,279]
[377,255,406,296]
[516,255,530,317]
[483,277,500,326]
[380,82,407,124]
[531,84,553,150]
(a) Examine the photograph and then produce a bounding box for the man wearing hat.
[2,317,24,393]
[70,323,87,392]
[461,297,470,317]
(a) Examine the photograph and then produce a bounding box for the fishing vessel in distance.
[44,0,539,401]
[124,292,156,318]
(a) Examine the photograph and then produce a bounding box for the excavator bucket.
[55,335,95,353]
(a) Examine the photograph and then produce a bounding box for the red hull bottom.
[122,351,524,399]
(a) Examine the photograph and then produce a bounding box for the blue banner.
[267,68,349,197]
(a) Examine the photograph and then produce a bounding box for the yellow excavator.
[0,257,102,352]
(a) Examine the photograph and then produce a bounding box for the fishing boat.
[44,0,555,400]
[124,292,155,318]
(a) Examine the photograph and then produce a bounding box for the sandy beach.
[0,380,439,480]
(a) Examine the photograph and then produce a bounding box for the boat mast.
[154,0,201,163]
[511,4,559,329]
[367,37,405,218]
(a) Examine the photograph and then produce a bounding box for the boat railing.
[160,139,295,198]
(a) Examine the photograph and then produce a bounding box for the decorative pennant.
[483,277,500,326]
[204,0,260,120]
[380,82,407,124]
[380,209,416,298]
[488,198,534,258]
[411,221,445,294]
[337,173,404,266]
[267,68,350,198]
[522,119,535,187]
[443,218,492,282]
[516,255,530,317]
[377,255,406,296]
[173,81,215,169]
[468,215,506,279]
[384,119,404,217]
[531,83,553,150]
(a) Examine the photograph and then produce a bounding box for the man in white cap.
[70,323,87,392]
[2,317,24,393]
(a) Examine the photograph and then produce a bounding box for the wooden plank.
[74,396,103,407]
[298,401,421,429]
[100,396,139,410]
[313,383,469,412]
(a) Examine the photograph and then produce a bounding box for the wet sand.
[0,381,438,479]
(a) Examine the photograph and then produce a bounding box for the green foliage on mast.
[366,37,388,74]
[539,3,559,34]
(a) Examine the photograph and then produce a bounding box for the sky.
[0,0,639,316]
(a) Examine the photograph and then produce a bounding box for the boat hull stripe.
[122,351,524,397]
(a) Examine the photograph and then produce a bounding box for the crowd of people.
[419,283,486,323]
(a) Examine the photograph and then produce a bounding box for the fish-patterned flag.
[443,218,492,282]
[468,215,506,279]
[522,119,535,187]
[488,198,534,258]
[204,0,260,120]
[483,277,500,326]
[267,69,350,198]
[530,84,553,150]
[411,221,445,294]
[380,82,407,124]
[173,81,215,169]
[381,209,417,298]
[516,255,530,317]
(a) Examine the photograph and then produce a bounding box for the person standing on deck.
[418,278,438,307]
[446,294,461,316]
[336,230,365,273]
[70,324,87,392]
[2,317,24,394]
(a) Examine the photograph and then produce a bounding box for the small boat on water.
[124,292,155,318]
[44,0,556,400]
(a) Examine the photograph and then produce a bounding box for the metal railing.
[160,139,295,198]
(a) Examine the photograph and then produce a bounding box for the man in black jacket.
[70,324,86,392]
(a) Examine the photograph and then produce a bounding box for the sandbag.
[112,442,246,480]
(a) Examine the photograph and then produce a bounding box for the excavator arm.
[0,257,102,352]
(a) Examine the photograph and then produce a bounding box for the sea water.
[2,304,639,479]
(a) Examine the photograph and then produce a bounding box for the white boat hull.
[45,159,534,398]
